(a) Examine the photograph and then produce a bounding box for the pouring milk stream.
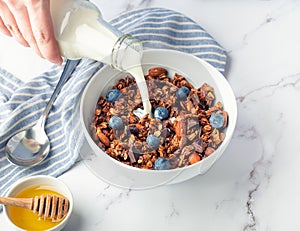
[50,0,152,115]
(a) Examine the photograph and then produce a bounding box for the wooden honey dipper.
[0,194,69,222]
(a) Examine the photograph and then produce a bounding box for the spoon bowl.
[5,59,81,167]
[5,124,50,167]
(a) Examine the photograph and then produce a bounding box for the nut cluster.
[92,67,228,170]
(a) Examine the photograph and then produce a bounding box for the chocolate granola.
[91,67,228,170]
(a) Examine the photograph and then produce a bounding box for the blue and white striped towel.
[0,8,227,197]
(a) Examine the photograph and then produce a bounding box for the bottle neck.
[111,34,143,71]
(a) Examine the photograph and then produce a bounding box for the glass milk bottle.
[50,0,151,114]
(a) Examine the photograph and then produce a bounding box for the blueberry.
[106,89,121,103]
[154,158,170,170]
[209,113,225,128]
[176,86,190,100]
[154,107,169,120]
[146,134,160,149]
[109,116,123,130]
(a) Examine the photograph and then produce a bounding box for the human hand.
[0,0,63,65]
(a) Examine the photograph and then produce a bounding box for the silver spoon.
[5,59,81,167]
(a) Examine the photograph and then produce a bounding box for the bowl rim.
[80,48,237,173]
[3,175,73,231]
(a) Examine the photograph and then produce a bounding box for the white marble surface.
[1,0,300,230]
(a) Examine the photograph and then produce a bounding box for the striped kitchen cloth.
[0,7,227,198]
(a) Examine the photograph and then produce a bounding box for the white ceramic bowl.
[80,49,237,190]
[3,175,73,231]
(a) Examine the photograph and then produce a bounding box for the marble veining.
[1,0,299,230]
[236,72,300,103]
[126,0,154,10]
[169,202,180,218]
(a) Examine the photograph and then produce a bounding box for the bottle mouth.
[111,34,143,71]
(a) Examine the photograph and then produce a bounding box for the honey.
[9,185,64,231]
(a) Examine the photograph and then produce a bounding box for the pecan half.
[148,67,167,77]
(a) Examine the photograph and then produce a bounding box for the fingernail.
[55,57,63,66]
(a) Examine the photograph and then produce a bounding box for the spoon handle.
[0,196,33,210]
[38,59,81,128]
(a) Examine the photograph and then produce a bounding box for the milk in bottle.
[50,0,152,115]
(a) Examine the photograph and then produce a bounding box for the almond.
[97,131,110,147]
